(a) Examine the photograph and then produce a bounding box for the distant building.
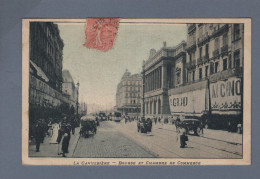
[143,41,186,118]
[62,70,78,107]
[116,70,142,115]
[79,102,87,116]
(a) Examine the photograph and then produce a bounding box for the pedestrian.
[62,123,71,153]
[49,122,60,144]
[199,121,204,135]
[179,131,188,148]
[34,120,45,152]
[56,125,65,155]
[47,120,53,137]
[62,132,70,157]
[227,121,231,132]
[175,117,180,132]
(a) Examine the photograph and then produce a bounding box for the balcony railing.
[209,67,243,82]
[197,57,203,66]
[213,49,220,59]
[221,45,228,55]
[211,24,229,38]
[186,40,196,51]
[187,60,196,70]
[202,55,209,64]
[188,24,196,33]
[197,32,209,46]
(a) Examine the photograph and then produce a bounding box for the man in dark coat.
[56,125,65,155]
[34,121,45,152]
[62,133,70,157]
[180,132,188,148]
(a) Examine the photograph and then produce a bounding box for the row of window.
[125,93,141,98]
[123,80,142,86]
[188,24,241,62]
[188,50,241,82]
[125,87,141,92]
[126,99,140,104]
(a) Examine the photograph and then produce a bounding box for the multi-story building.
[29,22,65,112]
[62,70,78,108]
[168,23,243,130]
[143,41,186,118]
[116,70,142,115]
[30,22,64,92]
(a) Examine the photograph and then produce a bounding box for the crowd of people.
[31,114,79,157]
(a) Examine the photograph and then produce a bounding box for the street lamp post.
[142,60,145,118]
[76,82,80,118]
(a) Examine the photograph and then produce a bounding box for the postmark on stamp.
[85,18,119,52]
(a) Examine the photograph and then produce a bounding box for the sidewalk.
[29,127,80,157]
[125,121,242,145]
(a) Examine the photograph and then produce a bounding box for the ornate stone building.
[116,70,142,115]
[143,41,186,118]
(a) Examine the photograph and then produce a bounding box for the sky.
[58,21,186,111]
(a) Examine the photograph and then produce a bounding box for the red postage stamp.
[85,18,120,52]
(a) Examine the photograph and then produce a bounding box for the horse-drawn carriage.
[80,115,97,138]
[137,117,152,133]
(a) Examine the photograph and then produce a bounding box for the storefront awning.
[30,60,49,82]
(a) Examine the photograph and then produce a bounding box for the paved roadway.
[72,121,242,159]
[73,121,156,158]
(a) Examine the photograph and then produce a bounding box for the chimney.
[163,41,167,47]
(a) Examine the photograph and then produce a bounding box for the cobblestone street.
[110,121,242,158]
[29,120,242,158]
[72,121,242,158]
[73,122,156,158]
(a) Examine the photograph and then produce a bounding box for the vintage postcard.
[22,18,251,165]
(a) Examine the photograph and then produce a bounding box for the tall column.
[152,71,154,91]
[153,71,155,90]
[148,74,150,92]
[151,100,153,115]
[155,69,157,90]
[147,100,149,114]
[162,64,167,89]
[157,69,159,89]
[149,74,150,91]
[172,63,176,88]
[154,100,157,115]
[159,67,162,88]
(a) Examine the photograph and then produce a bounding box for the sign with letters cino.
[210,77,241,114]
[169,88,207,115]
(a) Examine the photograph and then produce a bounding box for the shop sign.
[169,88,207,115]
[210,77,241,113]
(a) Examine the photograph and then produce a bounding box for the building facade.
[62,70,78,108]
[29,22,77,128]
[30,22,64,92]
[29,22,65,111]
[143,41,186,118]
[168,23,243,130]
[116,70,142,115]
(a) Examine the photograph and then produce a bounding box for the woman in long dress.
[49,123,59,144]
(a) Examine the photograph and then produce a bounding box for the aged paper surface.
[22,18,251,165]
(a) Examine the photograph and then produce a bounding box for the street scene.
[30,119,242,158]
[27,19,244,159]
